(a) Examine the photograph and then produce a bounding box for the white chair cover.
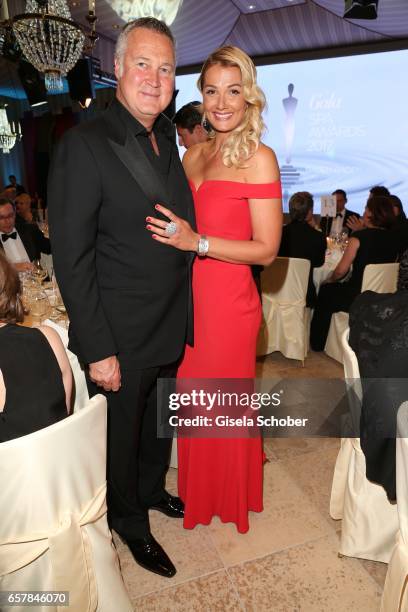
[381,401,408,611]
[257,257,311,362]
[362,262,399,294]
[324,311,349,364]
[329,329,398,562]
[325,262,400,364]
[0,395,133,612]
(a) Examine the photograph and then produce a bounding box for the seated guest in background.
[0,198,51,272]
[4,174,25,196]
[0,252,72,442]
[369,185,390,197]
[173,101,209,150]
[347,188,401,234]
[390,194,408,254]
[311,196,401,351]
[15,192,35,225]
[348,249,408,502]
[279,191,326,307]
[389,194,406,223]
[1,187,16,202]
[320,189,359,236]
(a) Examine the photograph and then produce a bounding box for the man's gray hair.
[288,191,314,222]
[115,17,175,76]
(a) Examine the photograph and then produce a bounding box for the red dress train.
[177,179,282,534]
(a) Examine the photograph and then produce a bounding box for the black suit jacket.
[319,208,360,236]
[0,219,51,261]
[48,99,195,368]
[278,220,326,307]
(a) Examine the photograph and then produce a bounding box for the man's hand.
[346,215,365,233]
[89,355,121,392]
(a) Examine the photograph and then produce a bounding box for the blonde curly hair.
[197,46,266,169]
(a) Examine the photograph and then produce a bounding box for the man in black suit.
[279,192,326,307]
[48,18,195,578]
[0,198,50,270]
[319,189,360,236]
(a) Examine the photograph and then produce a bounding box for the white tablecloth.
[313,248,343,292]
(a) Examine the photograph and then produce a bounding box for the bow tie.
[336,213,343,218]
[2,232,17,242]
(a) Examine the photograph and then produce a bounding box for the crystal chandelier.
[0,106,21,154]
[107,0,183,25]
[12,0,85,93]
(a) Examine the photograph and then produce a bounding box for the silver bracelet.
[197,235,209,257]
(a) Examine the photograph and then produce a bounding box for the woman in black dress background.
[311,196,401,351]
[0,253,72,442]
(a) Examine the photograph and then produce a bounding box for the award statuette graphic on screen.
[280,83,303,209]
[175,49,408,213]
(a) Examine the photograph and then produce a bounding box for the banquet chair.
[257,257,311,363]
[0,395,133,612]
[329,328,398,562]
[381,401,408,611]
[325,262,400,364]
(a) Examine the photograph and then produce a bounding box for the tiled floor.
[116,351,387,611]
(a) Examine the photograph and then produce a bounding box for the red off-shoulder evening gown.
[177,179,282,534]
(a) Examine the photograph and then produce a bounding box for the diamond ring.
[165,221,178,236]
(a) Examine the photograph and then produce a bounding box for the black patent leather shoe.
[150,493,185,518]
[126,534,176,578]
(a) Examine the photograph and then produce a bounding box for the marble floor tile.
[228,533,382,612]
[256,350,343,380]
[267,437,340,461]
[263,438,279,461]
[282,445,341,530]
[131,570,243,611]
[207,460,333,567]
[357,557,388,589]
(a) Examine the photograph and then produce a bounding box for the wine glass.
[31,260,48,285]
[28,289,50,321]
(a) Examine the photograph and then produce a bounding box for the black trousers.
[86,362,177,539]
[310,282,359,351]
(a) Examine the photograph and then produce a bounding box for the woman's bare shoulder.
[246,143,280,183]
[183,141,206,164]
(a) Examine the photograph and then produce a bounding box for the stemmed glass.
[31,259,48,286]
[28,288,50,322]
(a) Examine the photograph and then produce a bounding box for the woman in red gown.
[147,46,282,533]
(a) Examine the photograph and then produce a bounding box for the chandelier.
[12,0,86,93]
[107,0,183,25]
[0,106,21,154]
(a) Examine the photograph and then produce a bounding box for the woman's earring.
[202,112,210,131]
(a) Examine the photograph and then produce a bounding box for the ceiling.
[1,0,408,101]
[70,0,408,68]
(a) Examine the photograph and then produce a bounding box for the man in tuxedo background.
[173,101,208,150]
[48,18,195,578]
[0,198,50,271]
[320,189,360,236]
[279,191,326,308]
